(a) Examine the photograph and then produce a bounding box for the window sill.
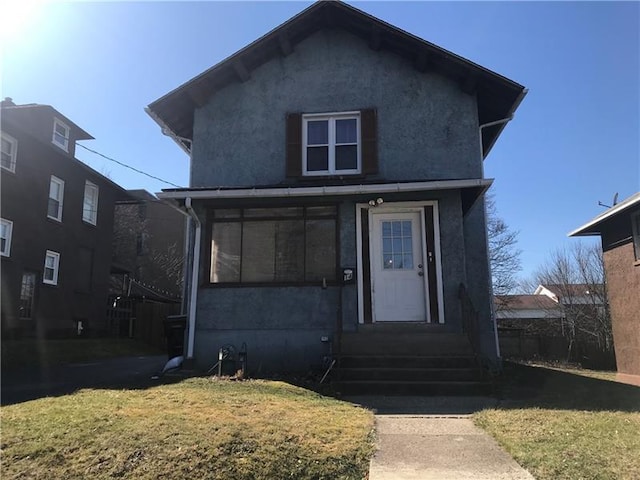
[82,219,97,227]
[46,216,63,224]
[51,141,69,153]
[298,174,366,182]
[42,281,59,287]
[203,281,340,288]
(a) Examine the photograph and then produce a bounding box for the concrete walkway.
[346,396,534,480]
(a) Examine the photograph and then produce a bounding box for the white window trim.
[43,250,60,285]
[52,118,70,152]
[1,132,18,173]
[82,180,99,225]
[302,111,361,176]
[48,175,65,222]
[1,218,13,257]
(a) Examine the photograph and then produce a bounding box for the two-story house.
[1,98,128,338]
[147,2,526,389]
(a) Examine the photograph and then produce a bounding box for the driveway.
[1,354,168,405]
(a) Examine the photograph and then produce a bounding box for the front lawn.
[1,377,375,480]
[474,362,640,480]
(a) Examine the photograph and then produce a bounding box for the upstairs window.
[44,250,60,285]
[48,175,65,222]
[52,118,70,152]
[303,112,360,175]
[1,133,17,172]
[286,108,377,178]
[1,218,13,257]
[82,181,99,225]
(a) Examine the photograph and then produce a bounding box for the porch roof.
[157,178,492,213]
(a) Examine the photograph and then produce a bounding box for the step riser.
[337,382,493,396]
[339,356,478,369]
[339,368,480,382]
[339,369,480,382]
[339,334,473,356]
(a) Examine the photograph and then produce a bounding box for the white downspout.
[184,197,201,360]
[478,117,514,363]
[477,100,527,363]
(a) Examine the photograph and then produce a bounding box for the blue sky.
[2,1,638,285]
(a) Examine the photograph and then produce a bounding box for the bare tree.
[486,192,522,296]
[532,241,613,358]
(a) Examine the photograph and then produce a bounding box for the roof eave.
[568,192,640,237]
[147,1,526,154]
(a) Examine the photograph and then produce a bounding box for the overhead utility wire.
[77,143,183,188]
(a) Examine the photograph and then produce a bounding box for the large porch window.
[210,206,337,284]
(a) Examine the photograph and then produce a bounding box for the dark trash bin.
[164,315,187,359]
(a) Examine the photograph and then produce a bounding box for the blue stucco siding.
[191,28,481,187]
[462,197,497,363]
[194,286,338,372]
[197,287,339,330]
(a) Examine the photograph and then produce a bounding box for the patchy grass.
[1,338,162,371]
[474,362,640,480]
[518,360,618,383]
[0,377,375,480]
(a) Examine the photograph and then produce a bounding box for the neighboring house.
[147,1,527,380]
[535,282,609,344]
[495,294,566,360]
[569,192,640,382]
[495,294,563,335]
[534,283,605,307]
[111,189,185,302]
[1,98,128,337]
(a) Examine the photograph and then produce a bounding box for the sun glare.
[0,0,48,45]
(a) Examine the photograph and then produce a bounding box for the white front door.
[371,211,427,322]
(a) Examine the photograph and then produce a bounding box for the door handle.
[418,271,424,277]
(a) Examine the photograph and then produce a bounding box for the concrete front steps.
[334,329,492,395]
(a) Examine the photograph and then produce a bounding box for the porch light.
[368,197,384,207]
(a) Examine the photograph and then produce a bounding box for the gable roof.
[495,294,560,311]
[147,1,526,156]
[535,283,604,300]
[569,192,640,237]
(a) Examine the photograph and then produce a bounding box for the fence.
[107,296,180,350]
[498,328,616,369]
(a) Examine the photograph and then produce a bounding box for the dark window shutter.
[361,108,378,175]
[286,113,302,178]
